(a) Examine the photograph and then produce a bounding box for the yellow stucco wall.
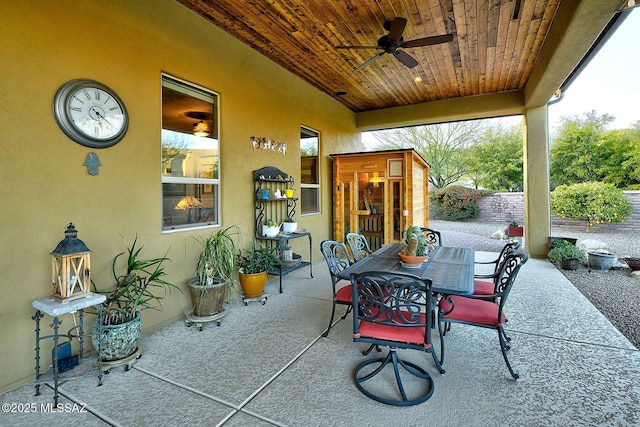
[0,0,361,392]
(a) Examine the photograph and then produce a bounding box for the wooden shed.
[329,149,430,251]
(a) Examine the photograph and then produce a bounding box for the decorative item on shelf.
[92,235,180,363]
[280,253,302,269]
[398,225,432,266]
[547,240,586,270]
[282,217,297,234]
[174,195,203,223]
[237,244,278,298]
[280,244,293,261]
[260,188,271,200]
[50,223,91,302]
[284,188,295,198]
[262,220,280,238]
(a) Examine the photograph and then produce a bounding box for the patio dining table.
[337,243,475,295]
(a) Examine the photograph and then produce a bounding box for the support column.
[523,107,551,258]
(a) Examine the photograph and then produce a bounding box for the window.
[300,126,320,214]
[161,75,219,232]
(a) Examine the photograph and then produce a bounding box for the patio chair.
[473,241,521,298]
[320,240,355,337]
[420,227,442,246]
[401,227,442,246]
[439,253,528,379]
[351,271,444,406]
[346,232,372,262]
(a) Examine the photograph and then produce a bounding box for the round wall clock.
[53,79,128,148]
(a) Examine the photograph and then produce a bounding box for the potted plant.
[237,244,278,298]
[92,236,180,363]
[399,225,432,265]
[282,217,297,234]
[548,240,586,270]
[188,225,240,318]
[262,219,280,238]
[507,220,524,237]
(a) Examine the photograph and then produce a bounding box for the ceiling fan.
[337,17,454,72]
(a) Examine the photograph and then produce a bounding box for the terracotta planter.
[239,271,267,298]
[187,278,227,317]
[92,312,142,362]
[508,226,524,237]
[398,253,428,264]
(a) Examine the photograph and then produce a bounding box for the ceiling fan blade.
[354,52,385,72]
[402,33,454,48]
[336,45,382,50]
[393,50,419,69]
[387,17,407,45]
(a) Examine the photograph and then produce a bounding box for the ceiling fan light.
[193,120,209,137]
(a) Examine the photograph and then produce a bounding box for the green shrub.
[547,240,586,264]
[550,182,632,230]
[430,185,487,221]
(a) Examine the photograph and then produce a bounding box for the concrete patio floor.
[2,245,639,426]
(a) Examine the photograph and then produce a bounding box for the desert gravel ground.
[430,219,640,349]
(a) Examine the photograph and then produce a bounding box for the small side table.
[32,292,106,405]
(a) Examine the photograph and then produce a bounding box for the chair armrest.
[474,272,498,279]
[474,259,499,265]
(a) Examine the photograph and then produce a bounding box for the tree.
[550,182,632,231]
[371,121,485,189]
[550,111,613,188]
[550,111,640,189]
[466,124,523,191]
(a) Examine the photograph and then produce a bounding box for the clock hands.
[94,110,115,128]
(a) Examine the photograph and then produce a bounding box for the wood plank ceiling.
[177,0,561,113]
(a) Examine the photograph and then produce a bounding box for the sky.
[548,8,640,133]
[364,8,639,142]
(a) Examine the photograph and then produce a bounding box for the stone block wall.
[437,190,640,232]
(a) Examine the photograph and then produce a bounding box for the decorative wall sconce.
[50,223,91,302]
[369,171,385,187]
[249,136,287,155]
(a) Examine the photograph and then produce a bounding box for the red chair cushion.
[473,279,494,296]
[439,295,505,326]
[335,285,353,303]
[357,311,428,347]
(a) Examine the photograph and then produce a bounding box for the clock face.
[53,79,128,148]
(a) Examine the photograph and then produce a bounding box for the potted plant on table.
[398,225,432,266]
[188,225,240,318]
[236,243,278,298]
[92,236,180,364]
[548,240,586,270]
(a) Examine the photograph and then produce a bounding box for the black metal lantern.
[50,223,91,302]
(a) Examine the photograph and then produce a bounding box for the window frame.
[300,125,320,216]
[161,74,221,233]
